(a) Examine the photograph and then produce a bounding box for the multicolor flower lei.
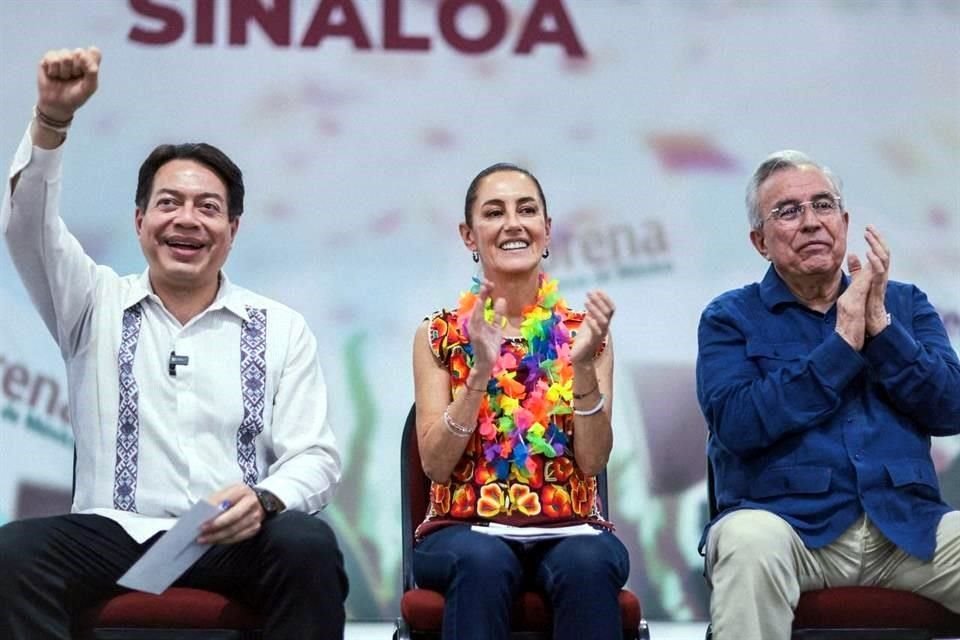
[456,273,574,482]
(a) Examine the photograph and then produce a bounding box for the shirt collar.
[122,269,154,310]
[758,264,850,311]
[211,273,253,320]
[123,270,250,321]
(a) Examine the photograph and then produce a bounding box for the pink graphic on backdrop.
[422,127,457,149]
[91,113,120,136]
[647,133,738,173]
[314,116,342,137]
[281,149,316,173]
[876,138,928,175]
[264,200,295,220]
[300,81,356,108]
[928,206,951,229]
[370,209,404,234]
[562,53,593,74]
[471,59,502,79]
[253,81,357,120]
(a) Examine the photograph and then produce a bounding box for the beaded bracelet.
[572,382,599,400]
[443,409,475,437]
[33,105,73,134]
[573,393,605,417]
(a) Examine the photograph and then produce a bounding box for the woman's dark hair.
[463,163,547,226]
[135,143,245,220]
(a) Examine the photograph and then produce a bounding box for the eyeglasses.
[765,196,842,226]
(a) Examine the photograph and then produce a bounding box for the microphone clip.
[168,351,190,376]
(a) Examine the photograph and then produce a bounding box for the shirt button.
[854,452,863,461]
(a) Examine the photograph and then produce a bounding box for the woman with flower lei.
[411,164,630,639]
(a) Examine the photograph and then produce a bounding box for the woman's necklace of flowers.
[457,274,574,482]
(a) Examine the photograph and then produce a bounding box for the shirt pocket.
[750,466,832,499]
[884,460,939,496]
[746,340,808,372]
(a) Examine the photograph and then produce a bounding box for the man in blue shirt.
[697,150,960,640]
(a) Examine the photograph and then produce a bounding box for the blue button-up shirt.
[697,265,960,560]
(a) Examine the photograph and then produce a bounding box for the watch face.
[257,489,279,513]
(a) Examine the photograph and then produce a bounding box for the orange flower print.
[431,483,451,515]
[477,483,505,518]
[545,456,574,483]
[450,484,476,518]
[569,475,594,517]
[508,484,542,516]
[452,459,474,483]
[450,352,470,387]
[429,316,448,349]
[541,484,573,518]
[474,460,498,485]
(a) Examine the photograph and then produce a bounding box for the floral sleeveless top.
[415,306,610,539]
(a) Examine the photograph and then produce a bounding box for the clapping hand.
[570,290,616,365]
[836,226,892,351]
[835,252,873,351]
[863,225,891,336]
[467,279,506,377]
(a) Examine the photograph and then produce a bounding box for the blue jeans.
[413,524,630,640]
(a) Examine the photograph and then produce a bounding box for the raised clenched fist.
[36,47,102,122]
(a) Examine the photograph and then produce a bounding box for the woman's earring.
[542,247,550,259]
[472,251,480,263]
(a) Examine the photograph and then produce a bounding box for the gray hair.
[745,150,843,229]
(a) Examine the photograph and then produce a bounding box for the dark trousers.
[0,511,347,639]
[413,524,630,640]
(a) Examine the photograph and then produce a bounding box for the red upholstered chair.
[76,587,262,639]
[394,404,649,640]
[705,461,960,640]
[66,448,263,640]
[791,586,960,639]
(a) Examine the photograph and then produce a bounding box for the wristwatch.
[253,487,284,520]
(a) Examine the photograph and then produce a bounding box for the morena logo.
[128,0,586,57]
[550,218,673,287]
[0,353,70,425]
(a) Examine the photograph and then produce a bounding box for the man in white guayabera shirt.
[0,47,347,638]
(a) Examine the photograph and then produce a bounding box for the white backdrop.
[1,0,958,620]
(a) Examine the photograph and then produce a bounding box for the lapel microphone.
[168,351,190,376]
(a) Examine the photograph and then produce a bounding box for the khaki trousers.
[705,509,960,640]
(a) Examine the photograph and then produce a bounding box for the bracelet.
[443,409,475,437]
[572,382,599,400]
[464,381,487,393]
[33,105,73,134]
[573,393,605,417]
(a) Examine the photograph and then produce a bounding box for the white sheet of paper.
[117,500,220,594]
[470,522,601,542]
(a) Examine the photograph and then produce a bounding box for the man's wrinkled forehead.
[759,165,833,208]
